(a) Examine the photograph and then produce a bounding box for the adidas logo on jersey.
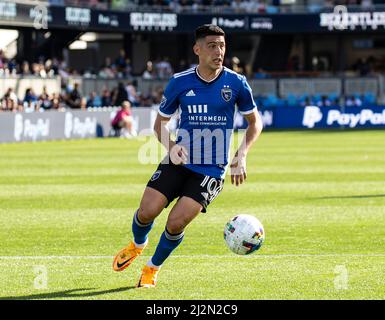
[186,90,196,97]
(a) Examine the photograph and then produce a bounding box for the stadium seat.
[286,93,298,107]
[363,92,376,105]
[265,6,279,14]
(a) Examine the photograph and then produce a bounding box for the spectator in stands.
[80,97,88,110]
[0,50,5,69]
[2,88,18,107]
[231,56,243,74]
[112,82,129,106]
[50,57,60,75]
[231,0,245,13]
[151,85,164,105]
[51,93,65,111]
[111,100,137,138]
[126,80,140,106]
[31,62,47,78]
[39,86,53,110]
[140,93,154,107]
[86,91,103,107]
[66,82,82,108]
[58,61,70,79]
[317,95,332,107]
[124,58,133,78]
[101,88,112,106]
[21,61,30,75]
[300,96,313,107]
[44,59,56,77]
[142,61,155,80]
[23,88,38,106]
[155,57,173,79]
[99,56,115,78]
[115,49,128,74]
[345,95,363,107]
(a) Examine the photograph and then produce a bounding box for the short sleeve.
[237,76,258,115]
[158,77,179,118]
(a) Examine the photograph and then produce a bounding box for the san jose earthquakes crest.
[151,170,162,181]
[221,86,232,102]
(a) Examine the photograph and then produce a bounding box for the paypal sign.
[301,106,385,129]
[254,105,385,129]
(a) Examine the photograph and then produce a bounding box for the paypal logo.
[303,106,323,128]
[302,106,385,128]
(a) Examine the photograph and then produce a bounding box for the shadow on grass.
[0,286,136,300]
[311,194,385,200]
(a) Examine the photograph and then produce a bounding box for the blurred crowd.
[85,50,175,80]
[0,80,165,113]
[0,49,176,80]
[48,0,379,12]
[0,47,381,112]
[254,92,375,109]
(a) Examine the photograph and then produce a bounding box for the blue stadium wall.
[1,105,384,143]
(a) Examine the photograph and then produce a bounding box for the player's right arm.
[153,77,187,165]
[153,114,187,165]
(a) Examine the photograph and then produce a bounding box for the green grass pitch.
[0,130,384,300]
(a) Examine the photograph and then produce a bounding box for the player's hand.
[169,144,188,165]
[230,155,247,187]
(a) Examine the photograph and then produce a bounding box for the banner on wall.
[2,2,385,34]
[1,106,384,143]
[0,108,157,143]
[235,105,385,130]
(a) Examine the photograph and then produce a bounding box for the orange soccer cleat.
[112,241,147,272]
[136,265,160,288]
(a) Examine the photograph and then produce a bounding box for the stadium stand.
[49,0,382,13]
[1,0,385,112]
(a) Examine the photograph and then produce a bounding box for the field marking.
[1,253,385,260]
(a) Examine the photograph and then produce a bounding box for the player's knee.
[166,219,185,235]
[137,206,159,224]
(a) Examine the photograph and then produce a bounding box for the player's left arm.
[230,109,263,186]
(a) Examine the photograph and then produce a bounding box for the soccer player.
[112,24,263,288]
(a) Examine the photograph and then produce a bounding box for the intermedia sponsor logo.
[130,12,177,31]
[65,7,91,26]
[186,104,227,124]
[0,1,16,19]
[187,104,208,114]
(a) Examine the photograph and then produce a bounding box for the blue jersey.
[158,66,257,179]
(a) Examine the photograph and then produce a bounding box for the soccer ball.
[224,214,265,255]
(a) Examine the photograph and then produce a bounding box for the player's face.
[195,35,226,71]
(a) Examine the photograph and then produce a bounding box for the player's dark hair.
[195,24,225,42]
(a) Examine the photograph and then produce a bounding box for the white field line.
[1,253,385,260]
